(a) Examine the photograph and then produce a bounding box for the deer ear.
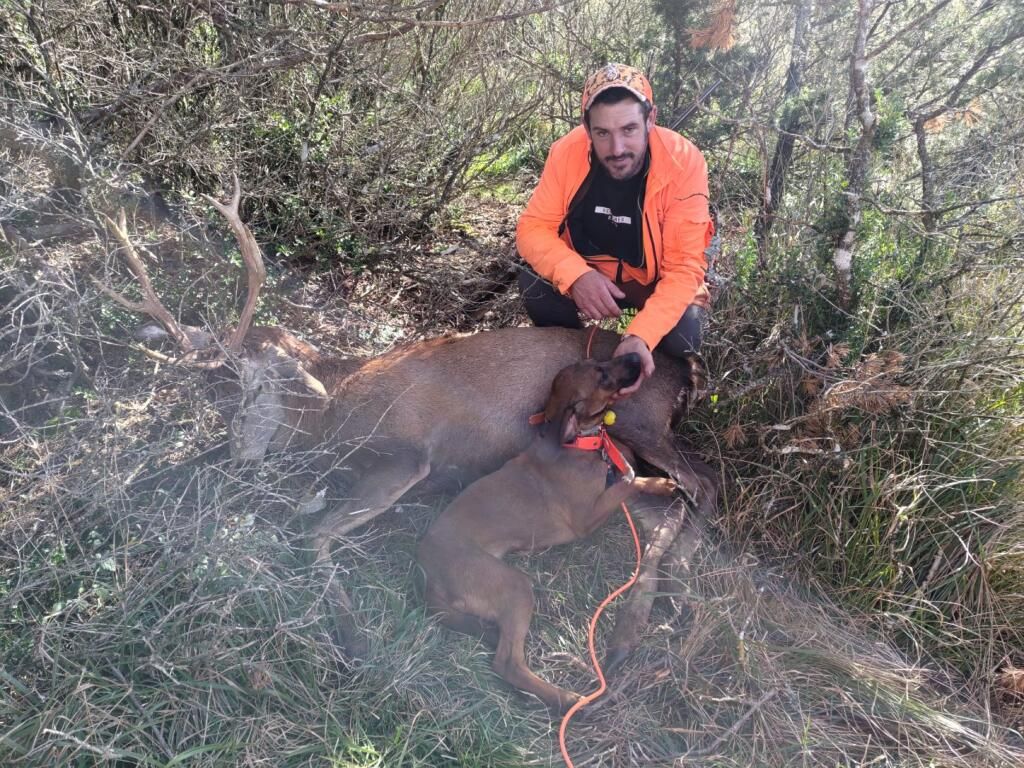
[671,352,707,423]
[245,346,330,408]
[296,365,329,403]
[277,354,329,405]
[683,352,707,394]
[134,323,216,351]
[559,408,579,444]
[133,323,168,343]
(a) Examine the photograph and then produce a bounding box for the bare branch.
[912,27,1024,120]
[283,0,573,34]
[119,73,204,163]
[867,0,954,60]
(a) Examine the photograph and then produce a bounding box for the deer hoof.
[603,645,632,675]
[331,620,370,661]
[327,601,370,660]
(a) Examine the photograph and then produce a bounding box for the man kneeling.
[517,63,714,398]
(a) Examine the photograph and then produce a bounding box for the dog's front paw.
[652,477,678,496]
[554,690,584,716]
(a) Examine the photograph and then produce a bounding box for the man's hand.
[569,270,626,321]
[613,334,654,398]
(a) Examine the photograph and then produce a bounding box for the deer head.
[98,175,331,461]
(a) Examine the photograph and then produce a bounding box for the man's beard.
[598,131,648,180]
[601,153,641,179]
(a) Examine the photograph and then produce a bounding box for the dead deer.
[99,177,718,664]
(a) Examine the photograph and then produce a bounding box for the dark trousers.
[517,268,704,357]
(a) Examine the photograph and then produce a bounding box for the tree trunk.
[833,0,877,309]
[754,0,814,264]
[912,117,937,270]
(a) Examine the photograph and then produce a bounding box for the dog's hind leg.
[425,583,500,648]
[438,610,500,649]
[483,565,581,713]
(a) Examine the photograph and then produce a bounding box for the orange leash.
[584,325,598,358]
[558,500,642,767]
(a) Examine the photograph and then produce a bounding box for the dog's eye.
[598,370,613,388]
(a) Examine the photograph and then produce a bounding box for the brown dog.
[417,354,677,712]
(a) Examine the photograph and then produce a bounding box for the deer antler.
[202,173,266,355]
[98,208,194,354]
[98,175,266,363]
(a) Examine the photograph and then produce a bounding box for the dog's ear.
[559,407,579,444]
[543,366,573,424]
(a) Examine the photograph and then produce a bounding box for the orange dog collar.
[567,427,635,483]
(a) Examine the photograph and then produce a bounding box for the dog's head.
[543,354,642,444]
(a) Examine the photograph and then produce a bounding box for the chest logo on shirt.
[594,205,632,226]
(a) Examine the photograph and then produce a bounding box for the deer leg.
[663,462,715,573]
[659,515,703,620]
[322,578,368,660]
[605,496,686,672]
[311,450,430,657]
[635,436,718,522]
[657,457,716,588]
[657,464,715,615]
[604,440,718,671]
[312,450,432,559]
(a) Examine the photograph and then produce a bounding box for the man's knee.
[656,304,706,358]
[517,268,582,329]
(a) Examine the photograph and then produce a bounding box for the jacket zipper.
[645,210,658,281]
[636,187,646,273]
[558,154,597,239]
[637,156,652,278]
[560,162,619,269]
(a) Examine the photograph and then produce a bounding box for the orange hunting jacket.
[516,124,713,351]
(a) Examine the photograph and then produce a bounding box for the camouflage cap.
[581,63,654,116]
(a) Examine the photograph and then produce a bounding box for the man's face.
[586,99,656,181]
